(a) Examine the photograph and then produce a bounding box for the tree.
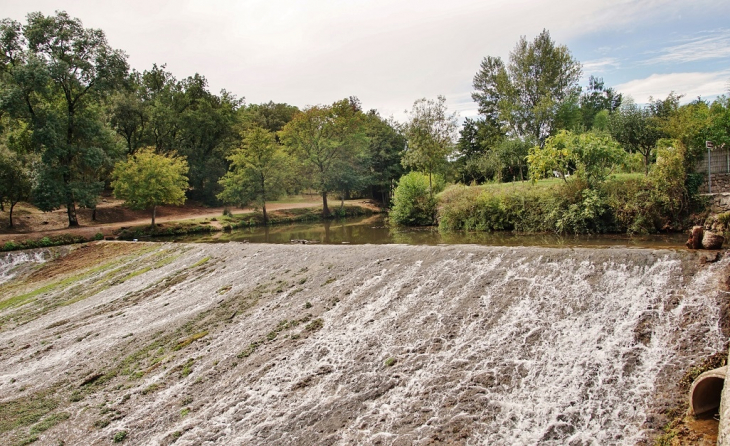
[472,29,582,143]
[363,111,405,204]
[389,171,445,226]
[455,117,504,184]
[0,146,32,227]
[280,98,367,217]
[217,127,287,223]
[402,95,458,194]
[527,130,625,187]
[608,100,663,175]
[0,11,128,227]
[239,101,299,135]
[579,76,622,130]
[111,148,188,226]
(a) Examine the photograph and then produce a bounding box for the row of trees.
[0,12,407,227]
[1,13,728,229]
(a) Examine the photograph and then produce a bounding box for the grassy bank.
[437,173,707,235]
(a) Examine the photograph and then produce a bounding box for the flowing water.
[0,249,53,285]
[0,243,726,445]
[168,214,689,249]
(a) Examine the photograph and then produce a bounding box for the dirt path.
[0,198,377,244]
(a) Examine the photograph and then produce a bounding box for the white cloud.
[2,0,729,122]
[646,30,730,64]
[615,71,730,103]
[582,58,621,73]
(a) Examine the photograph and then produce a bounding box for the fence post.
[708,146,712,193]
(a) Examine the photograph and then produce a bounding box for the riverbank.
[0,198,380,251]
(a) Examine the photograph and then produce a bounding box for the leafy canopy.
[111,148,188,224]
[402,95,458,191]
[217,126,287,222]
[472,29,581,142]
[527,130,625,187]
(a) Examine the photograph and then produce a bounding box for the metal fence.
[696,148,730,174]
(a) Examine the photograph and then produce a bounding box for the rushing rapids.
[0,242,727,445]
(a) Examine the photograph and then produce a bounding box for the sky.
[3,0,730,123]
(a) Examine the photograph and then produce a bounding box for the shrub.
[113,430,127,442]
[389,172,444,226]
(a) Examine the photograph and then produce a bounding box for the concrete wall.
[719,347,730,445]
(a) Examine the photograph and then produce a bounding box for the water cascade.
[0,243,726,445]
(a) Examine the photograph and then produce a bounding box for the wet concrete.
[0,242,727,445]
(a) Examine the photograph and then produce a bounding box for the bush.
[389,172,444,226]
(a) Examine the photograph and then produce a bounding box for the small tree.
[217,127,287,223]
[402,96,458,195]
[111,148,189,226]
[527,130,625,188]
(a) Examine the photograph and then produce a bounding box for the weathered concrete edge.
[719,345,730,445]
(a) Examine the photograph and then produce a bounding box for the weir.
[0,243,728,445]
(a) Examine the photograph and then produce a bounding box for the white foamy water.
[0,244,725,445]
[0,250,50,285]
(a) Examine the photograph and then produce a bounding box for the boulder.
[686,226,704,249]
[702,231,725,250]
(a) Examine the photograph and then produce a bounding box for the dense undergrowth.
[434,145,708,235]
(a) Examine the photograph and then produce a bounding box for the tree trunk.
[151,205,156,227]
[8,202,15,228]
[322,192,330,218]
[644,152,649,176]
[67,202,79,227]
[261,175,268,224]
[92,207,97,221]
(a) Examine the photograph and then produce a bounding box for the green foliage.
[0,12,128,226]
[217,126,287,222]
[402,96,458,187]
[578,76,622,130]
[111,148,189,225]
[0,234,90,252]
[440,145,702,235]
[472,29,582,142]
[528,130,625,187]
[0,146,32,227]
[608,99,663,174]
[363,111,406,203]
[113,430,128,442]
[390,172,444,226]
[280,98,368,216]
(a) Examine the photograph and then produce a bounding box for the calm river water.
[168,214,689,248]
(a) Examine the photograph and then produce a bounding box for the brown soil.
[665,411,719,445]
[0,195,380,244]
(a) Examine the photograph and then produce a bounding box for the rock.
[686,226,704,249]
[702,231,724,249]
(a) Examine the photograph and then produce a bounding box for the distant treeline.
[0,13,728,230]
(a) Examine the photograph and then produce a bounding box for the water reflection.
[167,215,689,249]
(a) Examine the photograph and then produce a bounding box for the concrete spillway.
[0,242,727,445]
